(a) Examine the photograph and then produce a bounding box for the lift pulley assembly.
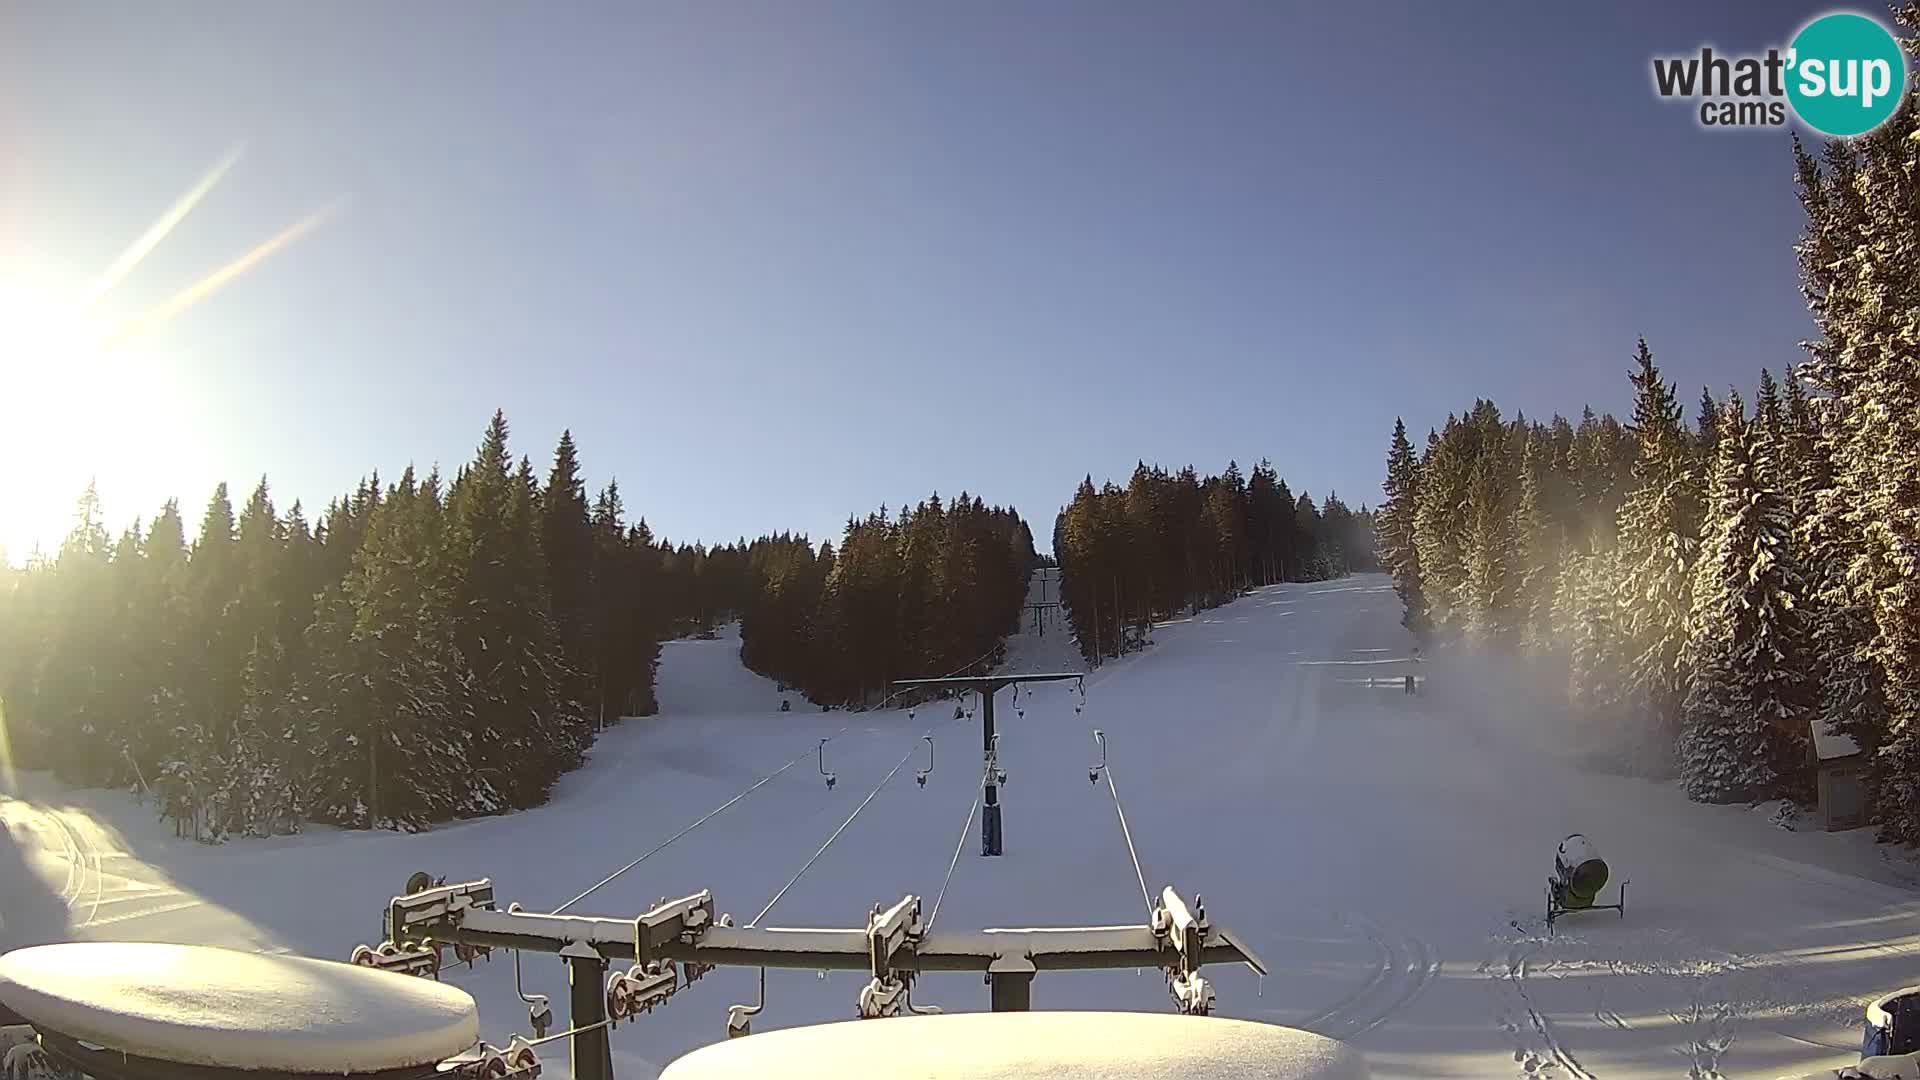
[353,870,1267,1080]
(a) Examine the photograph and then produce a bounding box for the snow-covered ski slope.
[5,574,1920,1079]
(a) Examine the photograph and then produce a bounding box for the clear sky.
[0,1,1841,561]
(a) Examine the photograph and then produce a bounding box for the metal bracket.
[458,1038,541,1078]
[348,940,441,979]
[866,895,922,979]
[984,735,1006,787]
[607,960,678,1024]
[1153,887,1215,1015]
[635,891,716,965]
[859,896,924,1019]
[385,878,496,945]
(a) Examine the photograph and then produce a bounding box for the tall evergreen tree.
[1461,440,1518,645]
[1514,427,1561,651]
[542,431,599,721]
[1379,419,1428,636]
[1679,390,1812,803]
[1611,339,1702,770]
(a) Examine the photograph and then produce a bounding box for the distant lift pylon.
[890,673,1084,856]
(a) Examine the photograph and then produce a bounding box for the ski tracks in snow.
[5,803,104,928]
[1478,922,1857,1080]
[1483,934,1596,1080]
[1299,912,1441,1043]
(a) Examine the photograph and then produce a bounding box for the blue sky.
[0,1,1845,559]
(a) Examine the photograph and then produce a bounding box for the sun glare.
[0,276,187,562]
[0,147,333,564]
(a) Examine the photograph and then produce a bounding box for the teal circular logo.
[1787,12,1908,137]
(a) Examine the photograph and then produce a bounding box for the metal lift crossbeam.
[436,907,1268,975]
[366,878,1268,1080]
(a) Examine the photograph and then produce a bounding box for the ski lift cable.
[551,647,999,918]
[551,736,844,915]
[925,792,982,933]
[871,644,1003,711]
[519,1016,613,1048]
[1099,755,1155,920]
[748,729,936,928]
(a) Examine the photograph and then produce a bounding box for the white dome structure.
[659,1010,1369,1079]
[0,942,479,1075]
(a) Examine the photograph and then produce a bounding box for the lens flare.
[0,696,15,793]
[107,198,344,349]
[83,145,245,311]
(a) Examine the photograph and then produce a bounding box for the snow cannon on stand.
[1545,834,1628,932]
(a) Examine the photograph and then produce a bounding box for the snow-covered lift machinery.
[1544,833,1628,932]
[890,673,1084,856]
[350,873,1267,1080]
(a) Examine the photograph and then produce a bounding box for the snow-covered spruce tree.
[1413,416,1470,632]
[1380,418,1429,636]
[1610,339,1703,773]
[1695,387,1721,462]
[1559,545,1628,732]
[542,431,599,724]
[1790,62,1920,839]
[1679,390,1811,803]
[1837,127,1920,840]
[1461,435,1519,646]
[1753,369,1788,492]
[1515,425,1563,652]
[1570,407,1634,552]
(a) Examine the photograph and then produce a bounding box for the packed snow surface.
[655,1011,1368,1079]
[0,941,478,1071]
[4,576,1919,1079]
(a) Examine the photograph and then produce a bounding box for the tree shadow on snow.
[0,817,73,951]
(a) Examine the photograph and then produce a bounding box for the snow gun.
[1545,833,1628,932]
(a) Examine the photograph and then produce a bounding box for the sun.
[0,276,104,386]
[0,275,173,562]
[0,146,338,564]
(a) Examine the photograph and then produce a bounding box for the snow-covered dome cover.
[1778,1052,1920,1079]
[0,942,479,1073]
[658,1011,1369,1079]
[1557,834,1601,867]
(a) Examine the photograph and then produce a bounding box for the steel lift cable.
[925,792,982,932]
[550,644,1002,918]
[1098,740,1155,920]
[747,726,943,928]
[551,732,848,915]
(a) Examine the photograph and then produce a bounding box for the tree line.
[0,415,697,834]
[1376,62,1920,839]
[1054,459,1378,664]
[732,498,1040,706]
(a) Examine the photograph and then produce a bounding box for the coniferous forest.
[0,413,1054,835]
[1054,460,1378,664]
[733,497,1041,706]
[1376,106,1920,841]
